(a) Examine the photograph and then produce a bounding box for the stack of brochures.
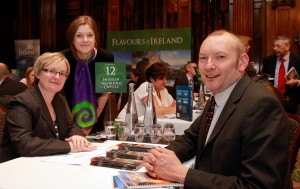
[90,143,156,171]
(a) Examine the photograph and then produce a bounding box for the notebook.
[117,171,184,188]
[286,67,299,81]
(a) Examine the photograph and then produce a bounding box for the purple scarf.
[72,50,98,128]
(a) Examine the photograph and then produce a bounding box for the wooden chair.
[288,113,300,171]
[0,107,7,145]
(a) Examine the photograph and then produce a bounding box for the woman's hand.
[65,135,96,152]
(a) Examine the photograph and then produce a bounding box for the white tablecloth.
[0,140,194,189]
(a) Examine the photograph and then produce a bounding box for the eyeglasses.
[42,68,68,78]
[272,44,284,49]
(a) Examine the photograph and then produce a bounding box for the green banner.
[95,62,127,93]
[107,28,191,51]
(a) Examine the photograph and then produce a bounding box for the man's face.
[272,39,290,57]
[187,63,198,76]
[198,33,248,94]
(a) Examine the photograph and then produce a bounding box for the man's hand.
[142,146,188,183]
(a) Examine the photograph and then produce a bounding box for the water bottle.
[143,83,157,135]
[125,83,138,134]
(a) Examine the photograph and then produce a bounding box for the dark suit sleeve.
[167,87,291,188]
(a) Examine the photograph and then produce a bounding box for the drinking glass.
[118,122,130,141]
[151,124,162,143]
[104,121,116,139]
[163,123,175,143]
[134,123,145,142]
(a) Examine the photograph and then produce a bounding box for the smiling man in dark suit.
[262,35,300,113]
[143,30,291,189]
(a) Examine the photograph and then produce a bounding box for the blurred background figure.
[0,62,27,107]
[237,35,257,76]
[262,35,300,113]
[118,62,176,119]
[116,59,150,114]
[135,57,150,89]
[173,61,200,99]
[20,66,34,88]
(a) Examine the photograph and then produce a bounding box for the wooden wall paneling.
[121,0,134,30]
[40,0,56,52]
[56,0,81,51]
[178,0,191,28]
[253,0,264,71]
[232,0,253,37]
[108,0,119,31]
[264,1,277,56]
[0,0,19,68]
[89,0,110,48]
[18,0,40,39]
[290,0,300,54]
[275,6,292,36]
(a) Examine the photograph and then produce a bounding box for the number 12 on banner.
[95,62,127,93]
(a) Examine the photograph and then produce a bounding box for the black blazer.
[0,77,27,107]
[262,53,300,112]
[167,75,291,188]
[0,85,84,163]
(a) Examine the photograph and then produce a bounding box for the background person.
[262,34,300,113]
[1,52,95,163]
[0,62,27,107]
[173,61,200,99]
[143,30,291,188]
[118,62,176,118]
[61,15,114,135]
[20,66,35,88]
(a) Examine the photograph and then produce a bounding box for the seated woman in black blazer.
[1,52,95,163]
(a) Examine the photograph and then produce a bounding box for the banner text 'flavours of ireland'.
[107,28,191,51]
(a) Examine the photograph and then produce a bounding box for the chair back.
[288,113,300,170]
[0,107,7,145]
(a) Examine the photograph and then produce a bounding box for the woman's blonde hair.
[33,52,70,83]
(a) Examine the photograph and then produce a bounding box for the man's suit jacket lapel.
[288,54,298,70]
[269,55,277,77]
[182,74,189,86]
[31,86,57,137]
[205,75,251,146]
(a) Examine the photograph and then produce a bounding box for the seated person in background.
[143,30,291,188]
[20,66,35,88]
[1,52,95,163]
[173,61,200,99]
[262,34,300,113]
[118,62,176,118]
[116,68,139,112]
[0,63,27,107]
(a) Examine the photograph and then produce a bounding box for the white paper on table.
[39,141,122,165]
[39,149,105,165]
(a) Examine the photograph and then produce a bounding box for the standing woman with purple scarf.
[61,16,114,135]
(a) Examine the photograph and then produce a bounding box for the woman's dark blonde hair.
[66,16,99,58]
[33,52,70,83]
